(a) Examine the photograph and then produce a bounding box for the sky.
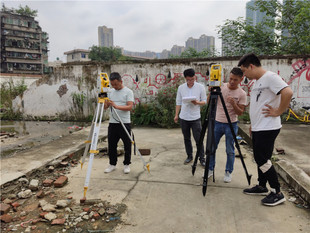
[3,0,250,62]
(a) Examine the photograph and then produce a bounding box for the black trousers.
[108,123,132,166]
[252,129,281,193]
[180,118,204,159]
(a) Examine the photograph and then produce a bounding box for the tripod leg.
[219,93,252,185]
[80,108,97,169]
[83,102,105,197]
[111,107,150,172]
[192,97,211,176]
[203,94,218,196]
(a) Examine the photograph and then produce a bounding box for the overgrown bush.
[132,79,183,128]
[0,79,27,120]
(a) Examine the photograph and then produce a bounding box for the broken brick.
[36,190,45,198]
[54,176,68,188]
[11,202,20,208]
[93,212,100,220]
[0,203,11,215]
[39,212,48,218]
[51,218,66,225]
[0,214,13,223]
[43,179,54,187]
[80,197,86,204]
[83,207,90,213]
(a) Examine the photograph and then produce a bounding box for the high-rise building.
[185,35,215,52]
[246,0,274,32]
[0,10,49,74]
[221,25,239,56]
[98,26,113,47]
[170,45,185,56]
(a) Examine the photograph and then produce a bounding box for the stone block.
[0,203,11,215]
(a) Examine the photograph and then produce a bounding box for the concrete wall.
[1,74,42,87]
[11,55,310,119]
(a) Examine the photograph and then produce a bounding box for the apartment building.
[0,10,49,75]
[185,35,215,52]
[246,0,274,32]
[98,26,113,48]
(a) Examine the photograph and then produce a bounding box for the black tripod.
[192,86,252,196]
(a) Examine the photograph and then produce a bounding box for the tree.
[170,47,219,59]
[218,17,279,56]
[253,0,310,55]
[15,5,38,17]
[218,0,310,55]
[88,46,124,62]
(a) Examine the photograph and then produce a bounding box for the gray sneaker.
[202,170,213,178]
[223,171,232,183]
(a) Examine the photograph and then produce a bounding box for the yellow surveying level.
[97,73,110,99]
[209,64,222,87]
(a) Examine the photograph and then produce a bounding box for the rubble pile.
[0,154,126,232]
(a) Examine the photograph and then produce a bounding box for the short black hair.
[110,72,122,81]
[230,67,243,78]
[238,53,261,67]
[183,68,195,78]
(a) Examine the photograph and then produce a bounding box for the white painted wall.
[11,56,310,119]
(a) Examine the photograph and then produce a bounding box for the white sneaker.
[104,165,116,173]
[208,170,213,178]
[224,171,232,183]
[202,170,213,178]
[124,165,130,174]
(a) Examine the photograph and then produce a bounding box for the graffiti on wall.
[287,59,310,112]
[122,72,209,104]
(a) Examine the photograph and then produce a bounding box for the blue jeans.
[209,121,238,173]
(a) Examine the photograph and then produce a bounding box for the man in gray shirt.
[104,72,134,174]
[174,68,207,166]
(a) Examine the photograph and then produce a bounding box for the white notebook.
[182,96,196,103]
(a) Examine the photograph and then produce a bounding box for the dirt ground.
[0,121,90,158]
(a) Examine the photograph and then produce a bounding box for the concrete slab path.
[61,126,310,233]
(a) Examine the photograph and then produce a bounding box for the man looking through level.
[104,72,134,174]
[238,53,293,206]
[208,67,247,183]
[174,68,207,166]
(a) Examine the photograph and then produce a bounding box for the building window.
[81,53,86,58]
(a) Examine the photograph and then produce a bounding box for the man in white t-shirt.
[208,67,247,183]
[238,53,293,207]
[174,68,207,166]
[104,72,134,174]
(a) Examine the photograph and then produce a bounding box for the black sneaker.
[199,158,206,167]
[243,185,269,195]
[261,192,286,206]
[184,157,193,164]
